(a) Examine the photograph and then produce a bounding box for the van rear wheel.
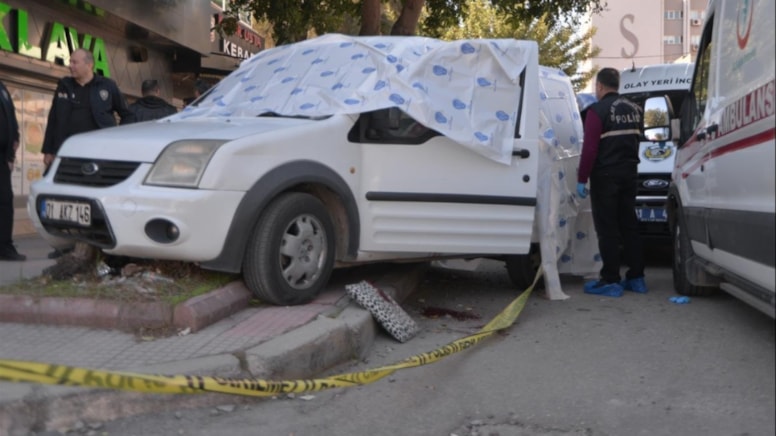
[243,193,335,306]
[505,243,543,291]
[672,217,717,296]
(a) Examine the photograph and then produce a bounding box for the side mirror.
[643,96,671,142]
[372,108,402,131]
[670,118,681,141]
[387,107,401,129]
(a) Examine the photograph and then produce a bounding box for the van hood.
[57,117,319,162]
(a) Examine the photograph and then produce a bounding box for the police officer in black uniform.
[0,79,25,261]
[42,48,135,168]
[41,48,135,258]
[576,68,646,297]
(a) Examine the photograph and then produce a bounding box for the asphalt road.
[94,244,776,436]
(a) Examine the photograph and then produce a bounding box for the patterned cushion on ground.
[345,280,419,343]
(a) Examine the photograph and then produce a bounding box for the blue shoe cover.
[669,296,691,304]
[584,280,624,297]
[621,277,648,293]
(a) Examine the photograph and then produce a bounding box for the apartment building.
[584,0,707,85]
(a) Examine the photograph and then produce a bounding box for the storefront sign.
[0,2,112,77]
[214,13,263,49]
[211,12,263,60]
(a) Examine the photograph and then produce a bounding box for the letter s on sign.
[620,14,639,58]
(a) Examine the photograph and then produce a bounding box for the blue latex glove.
[576,182,588,199]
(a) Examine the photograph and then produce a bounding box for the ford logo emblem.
[643,179,669,189]
[81,162,100,176]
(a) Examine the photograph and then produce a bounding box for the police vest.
[590,92,642,173]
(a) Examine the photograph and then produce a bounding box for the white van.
[668,0,775,317]
[619,63,693,237]
[29,35,592,306]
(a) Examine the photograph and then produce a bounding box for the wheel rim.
[278,213,328,290]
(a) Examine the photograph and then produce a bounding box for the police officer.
[41,48,135,258]
[0,79,25,261]
[576,68,646,297]
[42,48,135,168]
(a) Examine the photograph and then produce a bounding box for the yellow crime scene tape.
[0,268,542,397]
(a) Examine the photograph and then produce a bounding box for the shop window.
[4,84,50,197]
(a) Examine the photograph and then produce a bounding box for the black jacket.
[129,95,177,122]
[42,75,135,156]
[0,81,19,163]
[589,92,643,173]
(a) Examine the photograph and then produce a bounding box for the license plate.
[41,199,92,226]
[636,207,666,222]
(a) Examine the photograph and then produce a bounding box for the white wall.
[593,1,664,72]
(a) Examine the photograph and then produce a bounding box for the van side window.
[347,108,440,144]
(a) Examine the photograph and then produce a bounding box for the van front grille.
[54,158,140,187]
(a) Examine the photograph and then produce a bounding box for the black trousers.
[0,160,13,248]
[590,170,645,283]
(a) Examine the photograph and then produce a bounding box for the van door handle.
[697,124,718,141]
[512,149,530,158]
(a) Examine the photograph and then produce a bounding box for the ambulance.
[668,0,775,317]
[619,63,694,237]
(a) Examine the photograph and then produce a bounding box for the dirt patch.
[0,253,241,307]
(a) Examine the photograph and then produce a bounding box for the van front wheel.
[673,217,717,297]
[243,193,335,306]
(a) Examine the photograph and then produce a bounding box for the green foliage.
[644,108,668,128]
[490,0,606,28]
[226,0,360,44]
[221,0,605,47]
[435,0,600,91]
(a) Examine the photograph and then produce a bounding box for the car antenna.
[631,61,636,72]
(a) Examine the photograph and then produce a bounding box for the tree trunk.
[72,241,97,261]
[43,241,99,280]
[359,0,381,35]
[391,0,425,36]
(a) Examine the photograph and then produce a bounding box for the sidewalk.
[2,207,56,286]
[0,232,428,435]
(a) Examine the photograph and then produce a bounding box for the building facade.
[586,0,707,86]
[0,0,266,203]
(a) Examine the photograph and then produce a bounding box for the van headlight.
[145,140,226,188]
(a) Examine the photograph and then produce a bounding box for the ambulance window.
[691,18,713,128]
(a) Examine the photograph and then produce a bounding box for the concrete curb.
[0,262,428,435]
[0,282,252,333]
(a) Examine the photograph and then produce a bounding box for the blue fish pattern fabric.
[171,34,534,164]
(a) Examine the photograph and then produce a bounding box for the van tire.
[243,192,335,306]
[672,216,718,297]
[505,243,543,291]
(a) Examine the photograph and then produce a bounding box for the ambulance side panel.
[672,0,775,316]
